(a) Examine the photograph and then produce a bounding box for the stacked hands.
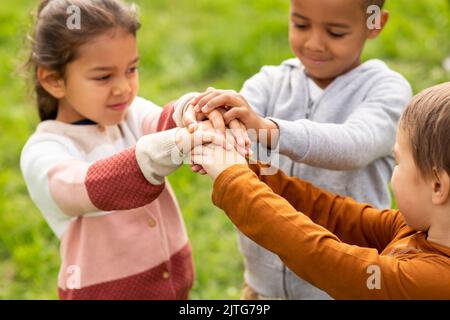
[174,87,279,180]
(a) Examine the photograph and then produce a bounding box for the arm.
[133,98,179,136]
[21,131,180,217]
[269,76,412,170]
[21,122,222,217]
[234,163,406,251]
[212,164,447,299]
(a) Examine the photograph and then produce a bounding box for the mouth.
[302,55,331,65]
[107,101,129,111]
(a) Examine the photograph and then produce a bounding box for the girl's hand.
[182,103,227,134]
[191,88,265,132]
[175,122,233,156]
[190,141,247,181]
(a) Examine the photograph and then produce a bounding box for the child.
[178,0,413,299]
[191,82,450,299]
[20,0,232,300]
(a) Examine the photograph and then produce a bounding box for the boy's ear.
[37,66,66,99]
[367,10,389,39]
[430,167,450,205]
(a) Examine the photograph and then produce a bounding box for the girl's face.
[57,28,139,125]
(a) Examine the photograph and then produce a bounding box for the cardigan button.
[162,271,170,279]
[147,217,157,228]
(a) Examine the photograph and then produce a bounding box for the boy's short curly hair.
[400,82,450,179]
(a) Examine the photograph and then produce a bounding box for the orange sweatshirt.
[212,163,450,299]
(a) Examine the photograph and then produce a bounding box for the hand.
[188,119,250,175]
[182,101,226,134]
[183,100,251,154]
[190,141,247,181]
[190,88,280,148]
[191,88,263,131]
[175,122,233,156]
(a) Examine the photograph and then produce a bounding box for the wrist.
[175,127,191,154]
[256,118,279,147]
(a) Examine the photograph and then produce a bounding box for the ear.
[431,167,450,205]
[367,10,389,40]
[37,66,66,99]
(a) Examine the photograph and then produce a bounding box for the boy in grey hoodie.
[177,0,412,299]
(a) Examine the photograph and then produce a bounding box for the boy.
[190,82,450,299]
[178,0,412,299]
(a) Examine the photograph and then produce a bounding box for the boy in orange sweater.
[190,82,450,299]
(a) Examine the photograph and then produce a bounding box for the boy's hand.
[176,120,249,175]
[182,103,226,134]
[191,88,264,131]
[190,141,247,181]
[190,88,280,148]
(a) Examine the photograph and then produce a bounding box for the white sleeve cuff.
[135,128,185,185]
[172,92,200,127]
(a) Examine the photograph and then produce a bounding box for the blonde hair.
[400,82,450,179]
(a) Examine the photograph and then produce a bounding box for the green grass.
[0,0,449,299]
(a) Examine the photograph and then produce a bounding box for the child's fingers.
[223,108,245,126]
[194,91,222,112]
[193,129,233,150]
[228,119,248,156]
[182,104,198,131]
[237,120,253,155]
[189,158,206,173]
[191,147,211,166]
[201,92,240,113]
[190,87,216,106]
[206,109,226,134]
[238,121,252,147]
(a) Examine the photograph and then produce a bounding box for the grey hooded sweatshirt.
[238,58,412,299]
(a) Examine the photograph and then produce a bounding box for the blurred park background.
[0,0,449,299]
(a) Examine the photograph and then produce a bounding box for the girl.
[20,0,229,300]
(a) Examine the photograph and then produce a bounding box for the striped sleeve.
[130,97,178,136]
[21,104,181,222]
[21,134,165,218]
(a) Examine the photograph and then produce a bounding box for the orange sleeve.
[212,164,449,299]
[246,163,405,250]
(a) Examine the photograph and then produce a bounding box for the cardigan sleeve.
[210,164,450,299]
[21,106,182,217]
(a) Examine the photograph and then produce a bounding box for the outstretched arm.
[191,145,448,299]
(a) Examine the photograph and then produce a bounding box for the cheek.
[289,28,303,50]
[131,76,139,94]
[331,41,360,60]
[390,168,400,199]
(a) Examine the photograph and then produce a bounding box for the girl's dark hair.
[26,0,140,121]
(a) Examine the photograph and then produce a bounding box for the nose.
[112,76,132,96]
[304,30,326,52]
